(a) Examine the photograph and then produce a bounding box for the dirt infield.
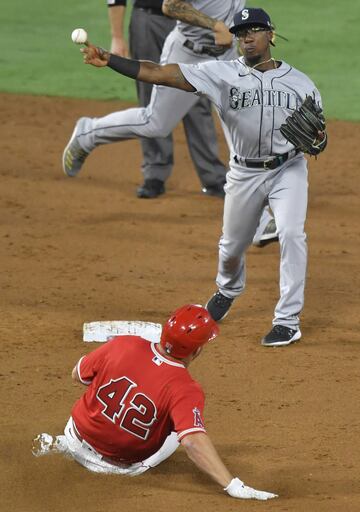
[1,92,359,512]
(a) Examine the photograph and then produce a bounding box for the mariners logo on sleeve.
[192,407,205,428]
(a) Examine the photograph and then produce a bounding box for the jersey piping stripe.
[271,68,300,104]
[80,118,149,135]
[177,427,206,440]
[77,356,92,385]
[248,73,264,157]
[270,103,275,155]
[151,343,185,368]
[270,66,295,154]
[270,66,293,84]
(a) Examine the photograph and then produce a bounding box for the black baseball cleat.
[206,291,234,321]
[137,179,165,199]
[202,183,225,198]
[261,325,301,347]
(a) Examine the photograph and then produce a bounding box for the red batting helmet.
[160,304,219,359]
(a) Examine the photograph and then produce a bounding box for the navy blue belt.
[234,149,300,170]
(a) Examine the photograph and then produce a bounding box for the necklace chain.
[251,57,277,70]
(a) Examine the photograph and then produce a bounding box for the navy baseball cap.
[229,8,273,34]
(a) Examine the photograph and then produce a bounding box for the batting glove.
[224,477,278,500]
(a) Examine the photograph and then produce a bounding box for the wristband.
[107,54,141,79]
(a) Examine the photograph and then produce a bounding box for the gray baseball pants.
[217,155,308,328]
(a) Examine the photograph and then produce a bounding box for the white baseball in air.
[71,28,88,45]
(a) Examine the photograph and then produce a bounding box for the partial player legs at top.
[131,9,227,198]
[63,27,227,196]
[62,31,208,175]
[130,8,176,198]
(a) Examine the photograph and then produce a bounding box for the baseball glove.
[280,96,327,156]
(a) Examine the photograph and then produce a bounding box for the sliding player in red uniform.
[32,304,276,500]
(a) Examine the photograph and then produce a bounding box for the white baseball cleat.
[32,433,68,456]
[32,433,55,456]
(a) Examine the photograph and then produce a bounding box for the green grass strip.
[1,0,359,120]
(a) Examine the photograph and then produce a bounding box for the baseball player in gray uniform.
[108,0,229,199]
[63,0,276,244]
[77,7,327,348]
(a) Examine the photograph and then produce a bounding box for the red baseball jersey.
[71,336,206,462]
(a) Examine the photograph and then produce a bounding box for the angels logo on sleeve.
[192,407,205,428]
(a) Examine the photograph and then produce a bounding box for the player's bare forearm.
[138,62,194,91]
[162,0,216,29]
[181,433,233,487]
[108,5,126,39]
[108,5,128,57]
[162,0,232,46]
[81,45,194,91]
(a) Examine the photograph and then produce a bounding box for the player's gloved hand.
[224,477,278,500]
[280,95,327,156]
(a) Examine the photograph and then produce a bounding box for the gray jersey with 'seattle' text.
[177,0,245,47]
[179,57,323,159]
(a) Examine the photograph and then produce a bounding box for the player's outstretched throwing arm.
[81,44,195,92]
